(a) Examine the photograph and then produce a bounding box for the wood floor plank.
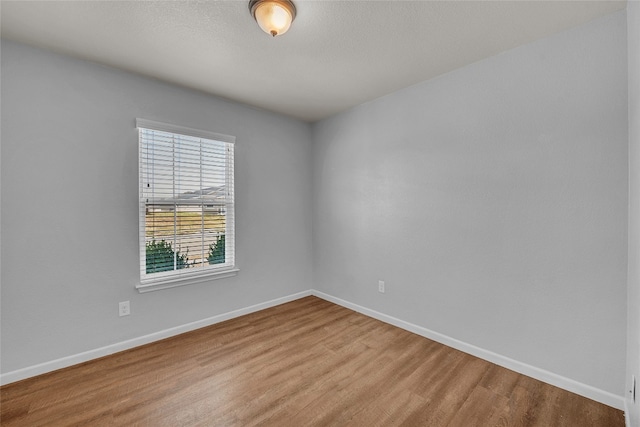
[0,296,624,426]
[446,385,510,427]
[478,363,522,399]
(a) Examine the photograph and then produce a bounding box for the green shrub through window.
[145,240,189,273]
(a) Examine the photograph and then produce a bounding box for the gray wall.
[312,11,628,396]
[627,0,640,424]
[0,40,313,373]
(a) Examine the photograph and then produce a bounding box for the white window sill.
[136,268,239,293]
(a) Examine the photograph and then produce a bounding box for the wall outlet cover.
[119,301,130,317]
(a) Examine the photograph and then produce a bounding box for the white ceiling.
[0,0,626,122]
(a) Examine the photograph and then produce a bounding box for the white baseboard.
[1,288,627,414]
[311,290,626,411]
[625,398,632,427]
[0,290,312,386]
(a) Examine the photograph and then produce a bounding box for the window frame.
[136,119,238,293]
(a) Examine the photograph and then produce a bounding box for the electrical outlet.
[119,301,130,317]
[378,280,385,293]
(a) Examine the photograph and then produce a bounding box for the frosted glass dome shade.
[249,0,296,37]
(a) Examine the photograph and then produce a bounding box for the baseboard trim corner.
[0,290,312,386]
[311,290,625,411]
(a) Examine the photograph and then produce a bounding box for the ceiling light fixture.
[249,0,296,37]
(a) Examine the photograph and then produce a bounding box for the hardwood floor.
[0,296,624,426]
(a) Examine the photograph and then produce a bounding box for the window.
[137,119,237,292]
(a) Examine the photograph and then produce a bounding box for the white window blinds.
[137,119,237,292]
